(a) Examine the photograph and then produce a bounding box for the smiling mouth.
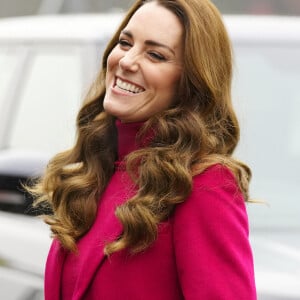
[115,77,145,94]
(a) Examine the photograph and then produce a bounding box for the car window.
[6,45,85,155]
[232,44,300,228]
[0,47,19,107]
[0,39,106,215]
[0,47,24,145]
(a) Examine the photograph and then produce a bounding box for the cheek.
[162,72,182,107]
[152,75,181,111]
[106,48,120,73]
[105,54,118,86]
[161,71,182,98]
[107,53,114,67]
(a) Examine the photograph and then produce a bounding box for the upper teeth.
[116,78,144,93]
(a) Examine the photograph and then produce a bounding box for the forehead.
[124,2,183,47]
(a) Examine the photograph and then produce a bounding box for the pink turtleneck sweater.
[45,120,257,300]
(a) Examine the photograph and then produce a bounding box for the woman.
[32,0,257,299]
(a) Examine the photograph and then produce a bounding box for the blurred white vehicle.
[0,13,299,300]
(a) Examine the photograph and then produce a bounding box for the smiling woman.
[29,1,257,299]
[103,2,183,122]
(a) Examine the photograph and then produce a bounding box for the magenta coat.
[44,164,256,299]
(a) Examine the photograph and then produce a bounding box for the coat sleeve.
[173,165,257,299]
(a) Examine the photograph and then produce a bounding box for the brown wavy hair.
[30,0,251,254]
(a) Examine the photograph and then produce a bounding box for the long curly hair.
[30,0,251,255]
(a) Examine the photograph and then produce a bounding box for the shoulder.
[174,163,248,232]
[192,163,238,191]
[189,164,243,207]
[172,164,255,299]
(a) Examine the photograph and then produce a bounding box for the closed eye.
[118,39,132,48]
[148,51,166,61]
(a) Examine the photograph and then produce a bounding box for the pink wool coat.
[44,165,256,300]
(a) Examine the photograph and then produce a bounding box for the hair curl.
[30,0,251,255]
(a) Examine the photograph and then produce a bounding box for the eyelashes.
[118,39,131,48]
[117,39,167,62]
[148,52,166,61]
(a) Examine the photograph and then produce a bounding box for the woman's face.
[103,1,183,123]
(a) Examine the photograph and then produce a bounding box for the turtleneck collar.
[116,119,145,162]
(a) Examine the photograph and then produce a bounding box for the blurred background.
[1,0,300,17]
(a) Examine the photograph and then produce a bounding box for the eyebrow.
[121,30,175,55]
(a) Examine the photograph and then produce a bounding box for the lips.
[115,77,145,94]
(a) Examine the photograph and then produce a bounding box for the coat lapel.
[72,212,123,300]
[45,171,133,300]
[44,212,123,300]
[72,171,132,300]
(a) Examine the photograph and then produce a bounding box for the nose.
[119,50,139,72]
